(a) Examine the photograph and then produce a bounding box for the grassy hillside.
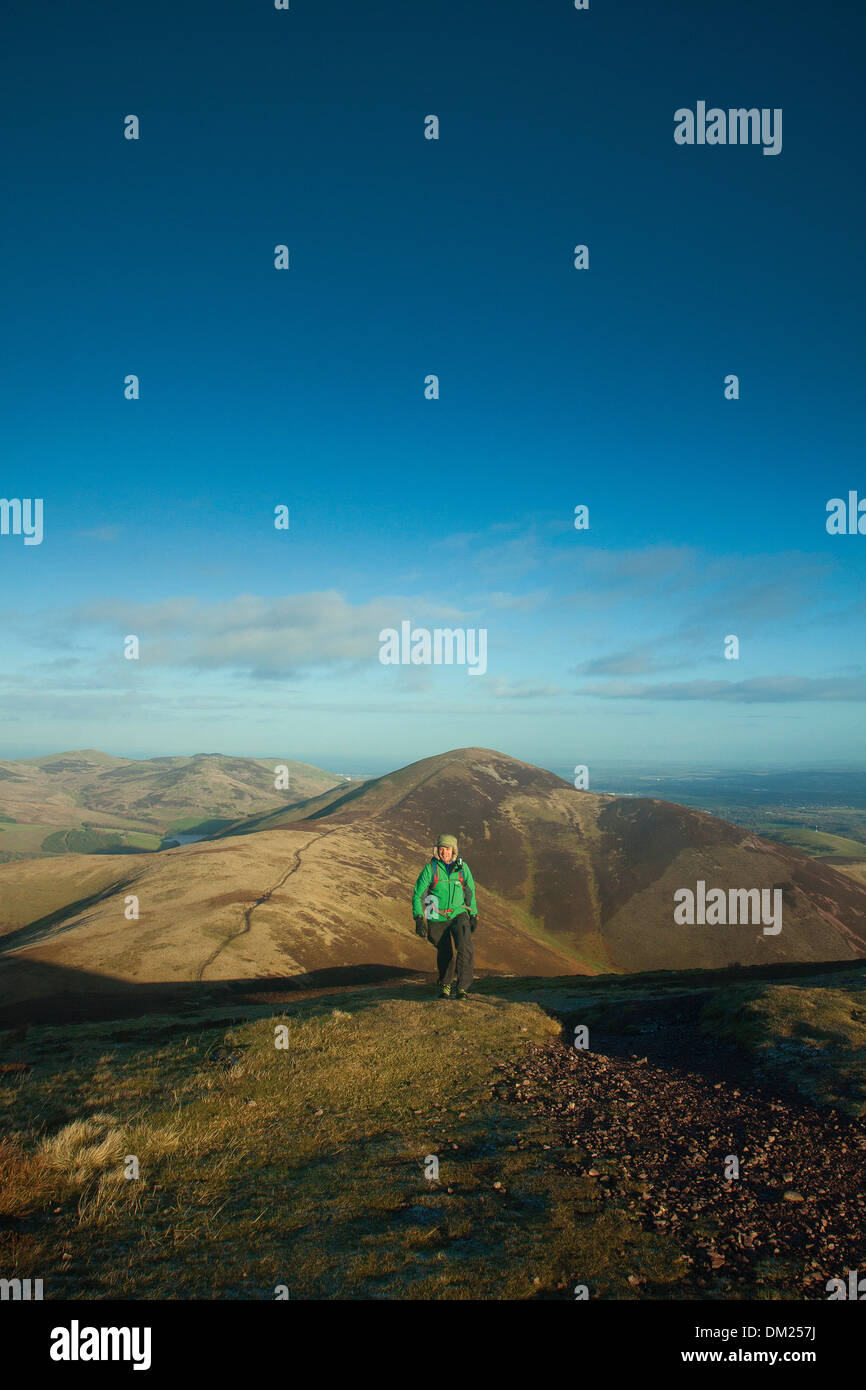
[39,827,163,855]
[2,966,864,1300]
[209,747,866,979]
[0,752,349,861]
[698,969,866,1116]
[1,992,610,1300]
[3,749,866,1021]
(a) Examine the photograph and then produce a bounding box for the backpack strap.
[428,856,469,915]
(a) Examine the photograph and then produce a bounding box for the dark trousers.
[428,912,473,991]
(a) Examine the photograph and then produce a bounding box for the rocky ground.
[496,1021,866,1298]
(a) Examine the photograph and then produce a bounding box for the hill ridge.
[2,746,866,1017]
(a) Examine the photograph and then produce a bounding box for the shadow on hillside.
[0,876,143,954]
[0,957,441,1029]
[471,958,866,1093]
[1,952,862,1039]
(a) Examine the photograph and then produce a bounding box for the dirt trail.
[195,827,341,981]
[500,1026,866,1297]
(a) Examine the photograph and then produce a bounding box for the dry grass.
[0,989,685,1299]
[38,1114,126,1181]
[699,969,866,1115]
[10,967,861,1299]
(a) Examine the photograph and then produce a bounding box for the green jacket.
[412,857,477,920]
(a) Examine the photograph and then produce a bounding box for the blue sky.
[1,0,864,772]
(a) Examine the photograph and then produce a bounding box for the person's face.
[437,845,456,863]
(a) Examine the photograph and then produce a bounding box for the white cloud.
[67,591,473,678]
[580,676,866,703]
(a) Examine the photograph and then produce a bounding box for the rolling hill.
[0,749,349,860]
[1,747,865,1019]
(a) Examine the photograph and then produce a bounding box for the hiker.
[412,834,478,1000]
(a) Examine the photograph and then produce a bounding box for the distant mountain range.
[0,749,349,859]
[1,747,865,1019]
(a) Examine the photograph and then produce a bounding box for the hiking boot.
[438,984,452,999]
[456,988,470,1000]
